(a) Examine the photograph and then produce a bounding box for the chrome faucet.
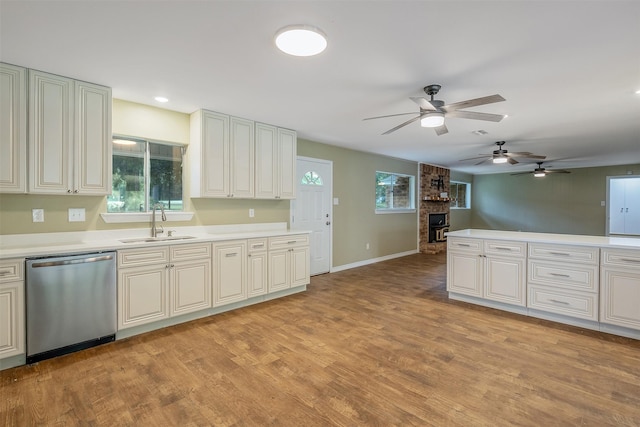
[151,203,166,237]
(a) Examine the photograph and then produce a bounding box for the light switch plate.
[333,198,339,205]
[32,208,44,223]
[68,208,86,222]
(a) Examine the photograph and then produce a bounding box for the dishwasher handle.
[30,254,114,268]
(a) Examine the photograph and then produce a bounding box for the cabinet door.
[0,63,27,193]
[278,128,297,199]
[268,249,289,292]
[195,110,230,197]
[248,252,268,297]
[29,69,74,194]
[255,122,278,199]
[118,264,169,330]
[447,251,483,297]
[0,281,25,359]
[170,259,212,316]
[485,256,526,306]
[213,241,247,306]
[290,246,310,288]
[601,267,640,330]
[74,80,111,195]
[230,116,254,198]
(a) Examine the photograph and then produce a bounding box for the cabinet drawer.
[248,238,268,253]
[170,243,211,261]
[0,259,24,283]
[528,243,598,265]
[269,234,309,250]
[528,284,598,321]
[484,240,527,258]
[601,248,640,269]
[448,237,482,254]
[118,247,170,268]
[528,260,598,292]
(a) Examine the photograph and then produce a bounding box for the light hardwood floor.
[2,253,639,426]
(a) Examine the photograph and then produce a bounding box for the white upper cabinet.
[28,69,111,195]
[255,123,297,199]
[190,110,255,198]
[0,63,27,193]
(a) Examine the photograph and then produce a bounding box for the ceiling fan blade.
[410,97,437,111]
[381,114,423,135]
[474,158,491,165]
[459,154,491,161]
[445,110,505,122]
[363,112,419,121]
[434,123,448,136]
[511,171,533,175]
[546,170,571,174]
[443,94,505,111]
[507,152,547,159]
[508,157,519,165]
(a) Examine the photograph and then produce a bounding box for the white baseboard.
[330,250,418,273]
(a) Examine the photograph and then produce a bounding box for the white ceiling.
[1,0,639,175]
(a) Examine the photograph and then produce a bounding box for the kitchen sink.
[119,236,197,244]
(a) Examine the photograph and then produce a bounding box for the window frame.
[375,171,416,214]
[450,181,471,209]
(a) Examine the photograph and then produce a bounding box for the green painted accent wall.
[297,139,419,267]
[469,164,640,235]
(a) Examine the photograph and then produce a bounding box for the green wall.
[449,170,473,231]
[469,164,640,235]
[297,139,419,267]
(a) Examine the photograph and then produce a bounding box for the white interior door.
[608,176,640,236]
[291,157,332,275]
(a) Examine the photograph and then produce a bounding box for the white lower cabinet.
[247,238,268,297]
[0,258,25,359]
[527,243,599,321]
[268,234,310,292]
[447,238,526,306]
[213,240,247,306]
[600,248,640,330]
[118,243,211,330]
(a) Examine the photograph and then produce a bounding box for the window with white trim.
[450,181,470,209]
[375,171,416,213]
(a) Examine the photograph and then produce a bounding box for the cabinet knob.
[67,189,72,193]
[74,189,79,193]
[326,221,331,225]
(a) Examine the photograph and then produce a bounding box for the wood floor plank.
[2,252,639,426]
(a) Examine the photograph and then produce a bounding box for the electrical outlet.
[32,208,44,223]
[249,208,255,218]
[68,208,86,222]
[366,243,370,250]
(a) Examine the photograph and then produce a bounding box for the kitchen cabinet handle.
[0,270,11,276]
[620,258,640,263]
[252,244,264,248]
[494,247,513,251]
[288,241,297,244]
[457,243,471,247]
[549,252,571,256]
[549,299,570,305]
[549,272,571,278]
[225,252,238,257]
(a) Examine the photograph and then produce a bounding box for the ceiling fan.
[459,141,546,165]
[363,84,506,136]
[511,162,571,177]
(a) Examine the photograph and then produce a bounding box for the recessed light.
[275,25,327,57]
[154,96,169,103]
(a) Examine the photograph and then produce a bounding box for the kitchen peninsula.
[447,229,640,340]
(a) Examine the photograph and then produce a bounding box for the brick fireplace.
[419,164,450,254]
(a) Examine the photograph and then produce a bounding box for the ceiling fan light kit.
[493,156,508,164]
[420,112,445,127]
[511,162,571,177]
[274,25,327,56]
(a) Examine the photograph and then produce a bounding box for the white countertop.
[0,223,311,259]
[446,229,640,250]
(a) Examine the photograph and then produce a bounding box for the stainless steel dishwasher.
[26,251,117,364]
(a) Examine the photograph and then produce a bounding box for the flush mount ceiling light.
[420,112,445,128]
[274,25,327,56]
